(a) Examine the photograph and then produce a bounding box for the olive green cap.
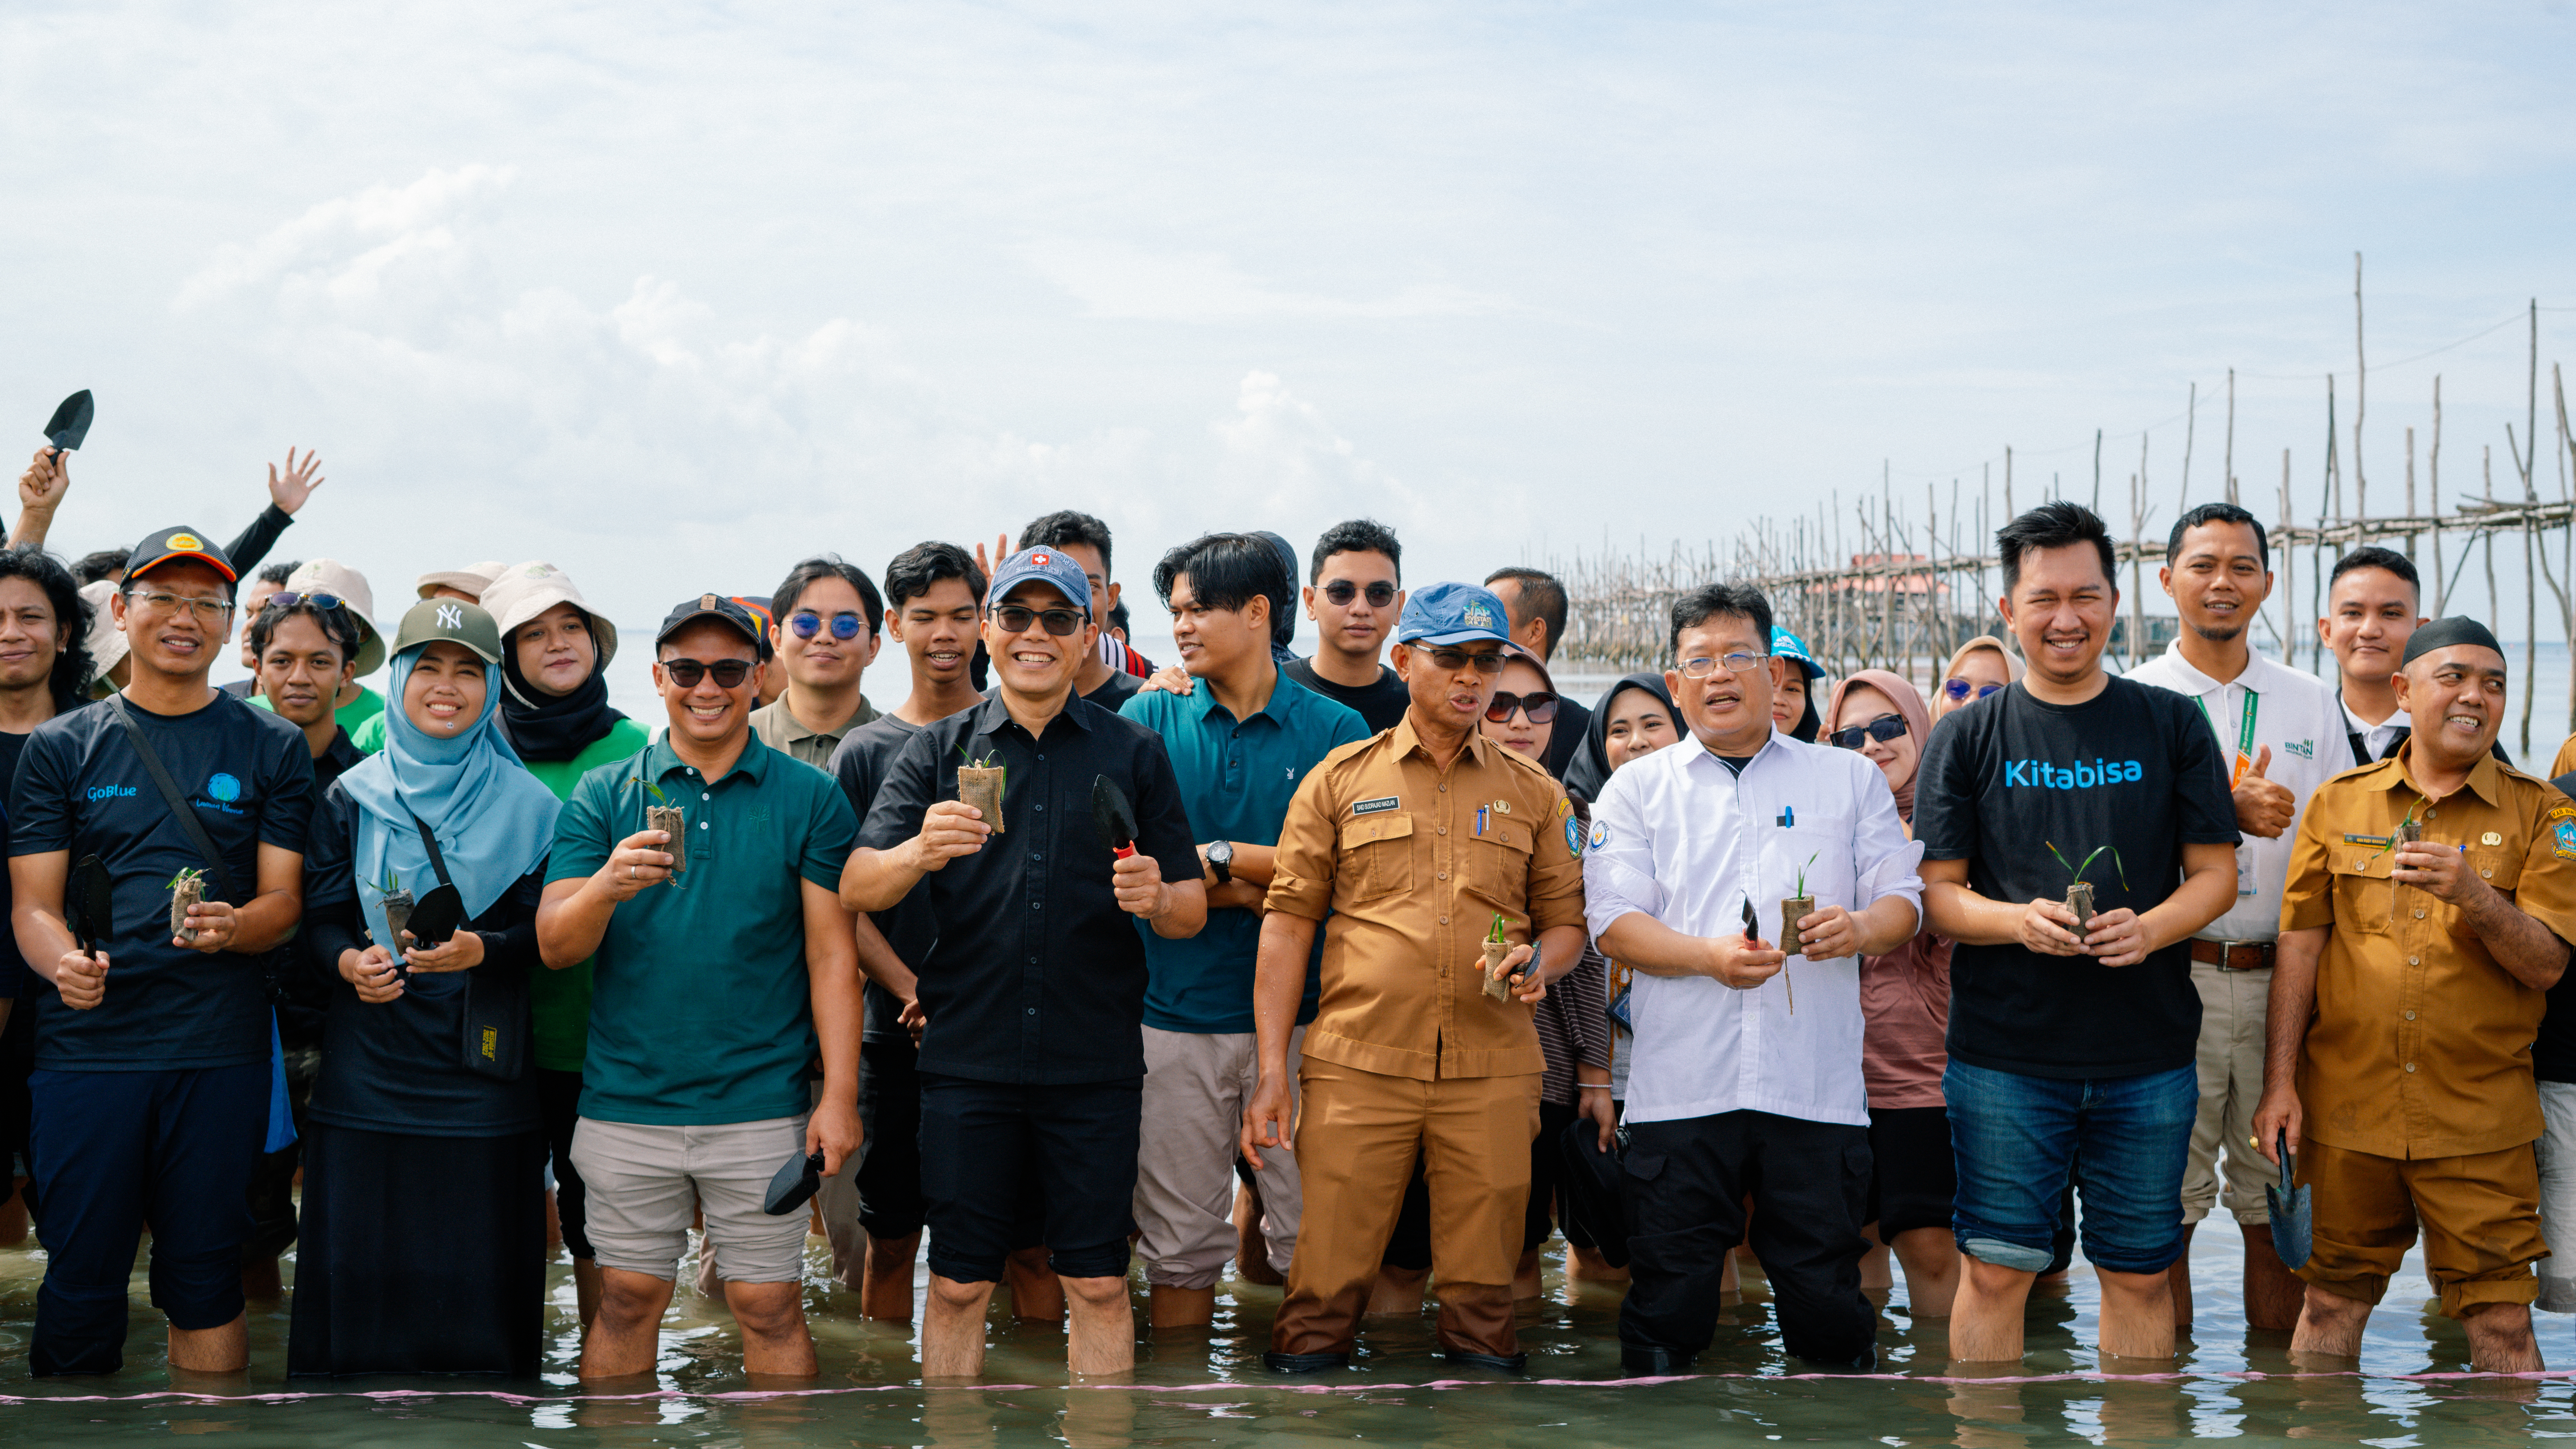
[390,597,503,664]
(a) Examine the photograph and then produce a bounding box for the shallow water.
[4,1221,2573,1447]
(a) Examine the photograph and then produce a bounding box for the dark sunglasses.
[788,610,867,641]
[1830,714,1910,751]
[1426,646,1507,675]
[1322,580,1398,608]
[991,604,1085,637]
[662,657,754,689]
[1943,678,2006,702]
[1485,690,1559,724]
[263,591,347,613]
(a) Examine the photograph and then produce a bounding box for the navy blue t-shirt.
[8,692,313,1071]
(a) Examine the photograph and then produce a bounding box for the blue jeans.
[1946,1058,2195,1276]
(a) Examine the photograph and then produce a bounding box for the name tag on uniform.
[2342,833,2393,848]
[1352,796,1400,816]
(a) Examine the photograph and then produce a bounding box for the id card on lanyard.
[2197,688,2260,898]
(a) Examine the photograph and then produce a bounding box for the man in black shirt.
[1914,502,2238,1366]
[1282,519,1411,733]
[8,527,312,1375]
[843,545,1202,1379]
[1016,511,1143,711]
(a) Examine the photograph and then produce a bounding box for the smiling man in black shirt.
[843,544,1202,1379]
[8,527,311,1376]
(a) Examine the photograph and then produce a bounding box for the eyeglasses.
[789,610,867,641]
[1829,714,1910,751]
[1322,580,1397,608]
[661,657,754,689]
[1485,690,1559,724]
[1677,652,1766,678]
[126,589,236,622]
[1426,646,1507,674]
[991,604,1085,637]
[1942,678,2007,702]
[262,591,346,613]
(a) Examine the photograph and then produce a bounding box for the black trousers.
[1620,1109,1874,1367]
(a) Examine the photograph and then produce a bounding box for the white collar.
[2154,639,2275,696]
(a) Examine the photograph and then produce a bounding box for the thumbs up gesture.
[2233,744,2297,839]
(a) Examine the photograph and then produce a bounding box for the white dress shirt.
[1582,729,1923,1127]
[2129,643,2358,943]
[2341,694,2410,764]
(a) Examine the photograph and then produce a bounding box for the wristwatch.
[1205,840,1234,887]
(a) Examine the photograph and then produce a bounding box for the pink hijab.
[1823,668,1932,821]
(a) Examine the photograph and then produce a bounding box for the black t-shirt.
[857,693,1198,1084]
[829,712,941,1045]
[1084,669,1143,712]
[0,728,30,1001]
[8,691,314,1070]
[1912,675,2238,1080]
[1281,656,1410,734]
[2540,772,2576,1083]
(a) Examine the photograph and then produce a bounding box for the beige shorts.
[1133,1024,1304,1289]
[570,1114,812,1283]
[2181,959,2273,1226]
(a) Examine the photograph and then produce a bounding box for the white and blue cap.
[1396,581,1513,648]
[987,546,1095,616]
[1771,626,1823,681]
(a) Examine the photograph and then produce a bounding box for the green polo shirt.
[547,731,857,1125]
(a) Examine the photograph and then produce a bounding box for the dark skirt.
[287,1121,548,1377]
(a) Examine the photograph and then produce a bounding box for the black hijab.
[1563,673,1680,804]
[498,620,627,763]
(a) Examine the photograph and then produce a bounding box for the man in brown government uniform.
[1240,581,1588,1374]
[2254,616,2576,1374]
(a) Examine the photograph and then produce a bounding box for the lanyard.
[2194,688,2260,788]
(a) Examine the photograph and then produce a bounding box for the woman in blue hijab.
[289,599,561,1378]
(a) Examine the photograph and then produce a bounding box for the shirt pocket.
[1338,812,1417,903]
[2449,847,2522,937]
[1466,820,1536,911]
[2327,848,2395,936]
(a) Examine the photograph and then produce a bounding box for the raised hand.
[267,447,326,515]
[2234,745,2296,839]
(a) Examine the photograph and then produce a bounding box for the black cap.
[2400,616,2508,667]
[655,592,763,650]
[125,526,238,585]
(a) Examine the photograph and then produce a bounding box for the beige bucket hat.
[80,579,127,694]
[281,559,386,676]
[479,561,621,668]
[414,561,509,602]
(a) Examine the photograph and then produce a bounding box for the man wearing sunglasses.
[539,593,863,1381]
[1282,519,1411,733]
[750,556,885,771]
[842,546,1203,1379]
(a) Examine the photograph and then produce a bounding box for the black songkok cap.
[2399,616,2507,667]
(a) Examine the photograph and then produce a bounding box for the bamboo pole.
[2224,370,2238,506]
[2353,252,2367,519]
[2432,377,2446,612]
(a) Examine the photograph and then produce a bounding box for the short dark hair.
[771,554,884,636]
[883,541,986,611]
[1310,518,1402,585]
[1108,598,1131,637]
[1668,582,1773,659]
[256,560,300,588]
[0,549,92,712]
[1018,510,1114,581]
[1485,566,1568,652]
[2329,545,2421,601]
[73,549,127,586]
[249,592,364,669]
[1153,532,1288,622]
[1998,501,2118,597]
[2165,503,2267,571]
[1256,533,1300,649]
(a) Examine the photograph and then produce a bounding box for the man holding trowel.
[2255,617,2576,1374]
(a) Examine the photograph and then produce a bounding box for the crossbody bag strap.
[106,694,240,904]
[407,807,455,891]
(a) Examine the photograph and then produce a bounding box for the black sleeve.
[223,504,295,580]
[859,724,942,851]
[257,713,315,857]
[1911,709,1982,863]
[465,865,546,980]
[829,730,880,818]
[1128,729,1201,888]
[301,784,365,982]
[2165,693,2242,845]
[7,726,72,858]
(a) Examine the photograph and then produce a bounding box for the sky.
[4,1,2574,680]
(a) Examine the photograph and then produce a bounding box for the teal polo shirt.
[1121,673,1369,1033]
[547,733,857,1125]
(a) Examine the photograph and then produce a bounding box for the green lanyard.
[2194,688,2260,787]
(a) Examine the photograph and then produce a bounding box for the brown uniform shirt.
[2280,747,2576,1159]
[1266,716,1588,1081]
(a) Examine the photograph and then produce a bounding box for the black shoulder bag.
[406,808,526,1082]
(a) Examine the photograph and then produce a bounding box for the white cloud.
[1023,239,1514,323]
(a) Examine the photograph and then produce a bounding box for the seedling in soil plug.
[2046,841,2129,936]
[956,746,1006,834]
[635,777,688,876]
[167,867,206,939]
[1780,850,1822,961]
[1481,914,1519,1001]
[2372,801,2423,913]
[372,865,415,948]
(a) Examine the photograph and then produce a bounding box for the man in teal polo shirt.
[536,594,861,1381]
[1123,534,1369,1329]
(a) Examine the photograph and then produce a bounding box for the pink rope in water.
[5,1368,2575,1405]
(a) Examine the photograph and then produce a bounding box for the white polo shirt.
[2129,643,2358,943]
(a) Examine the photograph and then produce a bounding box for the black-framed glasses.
[1829,714,1910,751]
[1678,652,1766,678]
[1426,646,1507,674]
[1485,690,1559,724]
[662,657,754,689]
[992,604,1084,637]
[789,610,866,641]
[1942,678,2006,702]
[126,588,236,622]
[1322,580,1397,608]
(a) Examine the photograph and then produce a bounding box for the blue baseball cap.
[1771,626,1823,681]
[987,546,1094,616]
[1395,581,1513,648]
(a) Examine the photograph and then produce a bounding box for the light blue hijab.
[340,642,560,948]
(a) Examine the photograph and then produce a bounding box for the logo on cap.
[700,594,719,609]
[436,603,463,630]
[1464,603,1494,629]
[1030,552,1051,566]
[168,533,203,551]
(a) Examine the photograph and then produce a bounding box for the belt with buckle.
[2190,939,2275,972]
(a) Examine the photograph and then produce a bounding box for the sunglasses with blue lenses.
[788,610,868,641]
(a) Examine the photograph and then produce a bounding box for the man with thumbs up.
[2133,503,2355,1331]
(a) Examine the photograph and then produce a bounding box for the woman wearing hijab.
[1936,635,2022,720]
[289,600,561,1376]
[1824,668,1959,1316]
[1769,627,1827,743]
[476,562,644,1327]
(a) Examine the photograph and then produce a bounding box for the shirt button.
[1438,784,1447,793]
[1439,916,1449,926]
[2424,808,2435,818]
[2404,1010,2417,1020]
[2404,1062,2417,1073]
[1038,754,1046,761]
[2409,956,2419,966]
[2481,868,2493,878]
[1031,852,1043,862]
[1437,872,1448,881]
[1028,956,1037,964]
[1026,1007,1037,1015]
[2413,909,2426,919]
[702,792,710,800]
[699,821,708,829]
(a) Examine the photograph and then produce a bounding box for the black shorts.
[856,1035,926,1241]
[1865,1104,1957,1240]
[918,1072,1139,1283]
